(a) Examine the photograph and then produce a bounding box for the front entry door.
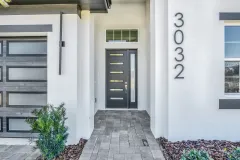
[106,49,137,109]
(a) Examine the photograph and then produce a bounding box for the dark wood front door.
[106,49,137,109]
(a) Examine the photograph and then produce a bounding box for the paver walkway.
[80,110,165,160]
[0,145,40,160]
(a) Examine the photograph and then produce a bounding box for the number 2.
[174,64,184,79]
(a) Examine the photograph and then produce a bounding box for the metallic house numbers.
[174,13,185,79]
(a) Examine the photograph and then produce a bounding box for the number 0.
[174,30,184,45]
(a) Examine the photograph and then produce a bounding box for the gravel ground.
[157,137,240,160]
[37,139,87,160]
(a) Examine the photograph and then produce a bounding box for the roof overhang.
[5,0,112,13]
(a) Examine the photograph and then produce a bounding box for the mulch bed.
[37,138,87,160]
[157,137,240,160]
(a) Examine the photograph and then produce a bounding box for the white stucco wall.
[77,11,94,140]
[94,3,149,113]
[167,0,240,141]
[150,0,169,139]
[0,14,90,144]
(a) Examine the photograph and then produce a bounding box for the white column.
[89,15,95,132]
[77,10,94,140]
[150,0,168,138]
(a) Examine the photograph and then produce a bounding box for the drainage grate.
[142,139,149,146]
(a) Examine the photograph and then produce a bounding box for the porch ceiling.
[8,0,112,12]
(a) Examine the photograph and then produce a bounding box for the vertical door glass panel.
[106,30,114,42]
[114,30,121,42]
[110,80,123,83]
[130,30,138,42]
[110,62,123,65]
[110,71,123,74]
[225,61,240,93]
[130,54,136,102]
[110,97,123,100]
[122,30,130,42]
[8,41,47,55]
[110,54,123,56]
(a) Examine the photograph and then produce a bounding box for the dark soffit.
[8,0,112,12]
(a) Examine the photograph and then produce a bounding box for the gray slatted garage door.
[0,37,47,138]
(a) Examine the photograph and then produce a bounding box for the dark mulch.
[157,137,240,160]
[37,138,87,160]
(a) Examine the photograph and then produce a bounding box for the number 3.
[174,13,184,28]
[175,47,184,62]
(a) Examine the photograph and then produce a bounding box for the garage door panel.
[7,41,47,56]
[1,57,47,63]
[0,83,47,88]
[0,108,35,116]
[7,92,47,107]
[0,37,47,137]
[7,66,47,82]
[7,117,34,132]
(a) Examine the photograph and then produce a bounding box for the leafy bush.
[26,103,69,160]
[226,147,240,160]
[181,149,213,160]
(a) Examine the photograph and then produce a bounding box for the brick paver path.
[0,145,40,160]
[80,110,165,160]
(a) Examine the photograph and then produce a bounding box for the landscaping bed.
[157,137,240,160]
[37,139,87,160]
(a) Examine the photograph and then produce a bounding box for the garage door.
[0,37,47,138]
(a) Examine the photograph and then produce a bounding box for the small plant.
[226,147,240,160]
[26,103,69,160]
[181,149,213,160]
[0,0,11,7]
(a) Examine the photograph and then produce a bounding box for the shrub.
[26,103,69,160]
[226,147,240,160]
[180,149,213,160]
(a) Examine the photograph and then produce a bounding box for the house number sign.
[174,12,184,79]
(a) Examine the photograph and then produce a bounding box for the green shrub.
[26,103,69,160]
[180,149,213,160]
[226,147,240,160]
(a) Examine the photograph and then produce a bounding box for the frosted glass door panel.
[8,118,31,132]
[8,67,47,81]
[8,93,47,106]
[130,54,136,103]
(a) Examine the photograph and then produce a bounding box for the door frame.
[105,49,138,109]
